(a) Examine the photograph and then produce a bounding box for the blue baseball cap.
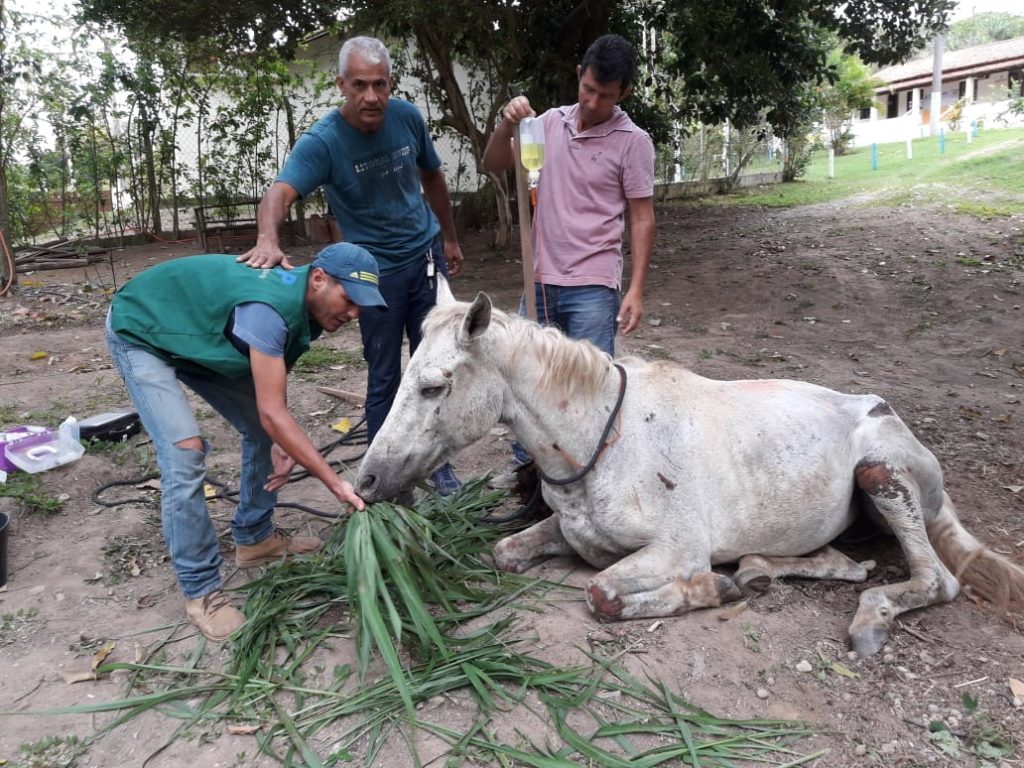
[311,243,387,308]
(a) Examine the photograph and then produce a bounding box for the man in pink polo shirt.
[482,33,656,487]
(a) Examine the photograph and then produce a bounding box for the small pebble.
[756,687,769,699]
[795,660,813,673]
[854,744,867,756]
[882,653,895,663]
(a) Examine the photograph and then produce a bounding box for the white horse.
[356,293,1024,656]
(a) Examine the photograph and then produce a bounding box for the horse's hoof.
[734,567,771,596]
[587,582,624,620]
[850,624,889,658]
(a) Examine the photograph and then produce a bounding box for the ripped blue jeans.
[106,313,277,599]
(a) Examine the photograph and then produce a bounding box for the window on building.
[859,107,871,120]
[905,90,914,111]
[958,80,966,99]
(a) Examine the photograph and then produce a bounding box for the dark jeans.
[360,236,448,442]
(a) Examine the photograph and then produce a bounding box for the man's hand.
[238,240,292,270]
[445,238,464,278]
[264,443,296,492]
[617,289,644,335]
[334,479,366,512]
[503,95,535,124]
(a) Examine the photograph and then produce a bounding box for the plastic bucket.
[0,511,8,588]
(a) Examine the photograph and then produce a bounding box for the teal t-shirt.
[278,100,441,273]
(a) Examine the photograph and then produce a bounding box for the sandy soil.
[1,196,1022,767]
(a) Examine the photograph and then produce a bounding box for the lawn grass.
[701,126,1024,213]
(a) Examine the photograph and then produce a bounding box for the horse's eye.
[420,385,446,398]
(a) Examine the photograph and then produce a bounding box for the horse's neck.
[503,358,618,477]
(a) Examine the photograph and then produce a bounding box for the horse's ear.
[459,292,492,344]
[435,273,456,306]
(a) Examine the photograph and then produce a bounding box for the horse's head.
[356,291,506,502]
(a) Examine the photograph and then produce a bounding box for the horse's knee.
[587,580,624,620]
[492,537,537,574]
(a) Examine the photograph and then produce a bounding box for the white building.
[850,36,1024,146]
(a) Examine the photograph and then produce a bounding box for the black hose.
[91,419,370,518]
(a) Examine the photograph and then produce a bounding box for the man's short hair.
[580,34,636,91]
[338,36,392,77]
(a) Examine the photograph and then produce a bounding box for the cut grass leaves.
[10,478,820,765]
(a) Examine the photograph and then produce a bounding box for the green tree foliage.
[818,50,882,154]
[78,0,339,57]
[643,0,953,138]
[945,11,1024,51]
[18,0,955,248]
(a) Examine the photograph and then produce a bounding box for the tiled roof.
[874,36,1024,86]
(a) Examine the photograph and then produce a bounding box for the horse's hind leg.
[587,545,741,620]
[734,547,876,596]
[849,459,959,657]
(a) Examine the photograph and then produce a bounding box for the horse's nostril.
[359,474,376,491]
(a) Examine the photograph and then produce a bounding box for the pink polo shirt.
[533,103,654,289]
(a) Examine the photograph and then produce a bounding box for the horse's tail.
[927,492,1024,614]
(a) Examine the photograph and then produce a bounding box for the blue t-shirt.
[278,100,442,273]
[228,302,288,357]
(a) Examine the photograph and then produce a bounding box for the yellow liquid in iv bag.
[520,143,545,173]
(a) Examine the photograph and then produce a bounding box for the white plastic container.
[4,418,84,474]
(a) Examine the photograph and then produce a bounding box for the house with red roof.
[850,37,1024,146]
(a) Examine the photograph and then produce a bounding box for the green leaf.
[961,692,979,712]
[929,726,961,756]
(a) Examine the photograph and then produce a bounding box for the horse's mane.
[424,301,614,401]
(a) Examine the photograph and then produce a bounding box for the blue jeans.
[360,236,448,441]
[520,283,620,357]
[106,314,277,599]
[512,283,620,465]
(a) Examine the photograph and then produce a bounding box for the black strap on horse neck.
[537,363,627,487]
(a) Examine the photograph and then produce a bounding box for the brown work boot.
[184,591,245,641]
[235,528,323,568]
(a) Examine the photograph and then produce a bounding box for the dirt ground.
[1,195,1023,768]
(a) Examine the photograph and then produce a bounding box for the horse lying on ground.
[355,293,1024,656]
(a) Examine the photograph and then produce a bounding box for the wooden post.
[511,132,537,321]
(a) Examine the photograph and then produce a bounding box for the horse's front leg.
[493,514,574,573]
[587,545,741,621]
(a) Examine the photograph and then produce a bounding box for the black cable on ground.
[92,418,370,519]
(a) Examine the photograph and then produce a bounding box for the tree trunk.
[488,171,512,250]
[283,91,304,225]
[0,163,15,289]
[140,104,160,234]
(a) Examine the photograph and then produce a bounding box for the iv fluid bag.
[519,117,545,173]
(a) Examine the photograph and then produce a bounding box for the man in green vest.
[106,243,383,641]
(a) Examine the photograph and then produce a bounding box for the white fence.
[849,98,1024,147]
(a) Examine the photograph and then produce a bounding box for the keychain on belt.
[426,249,436,290]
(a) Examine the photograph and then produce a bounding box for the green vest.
[111,254,317,378]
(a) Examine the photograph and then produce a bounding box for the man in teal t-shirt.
[107,243,384,642]
[240,35,464,497]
